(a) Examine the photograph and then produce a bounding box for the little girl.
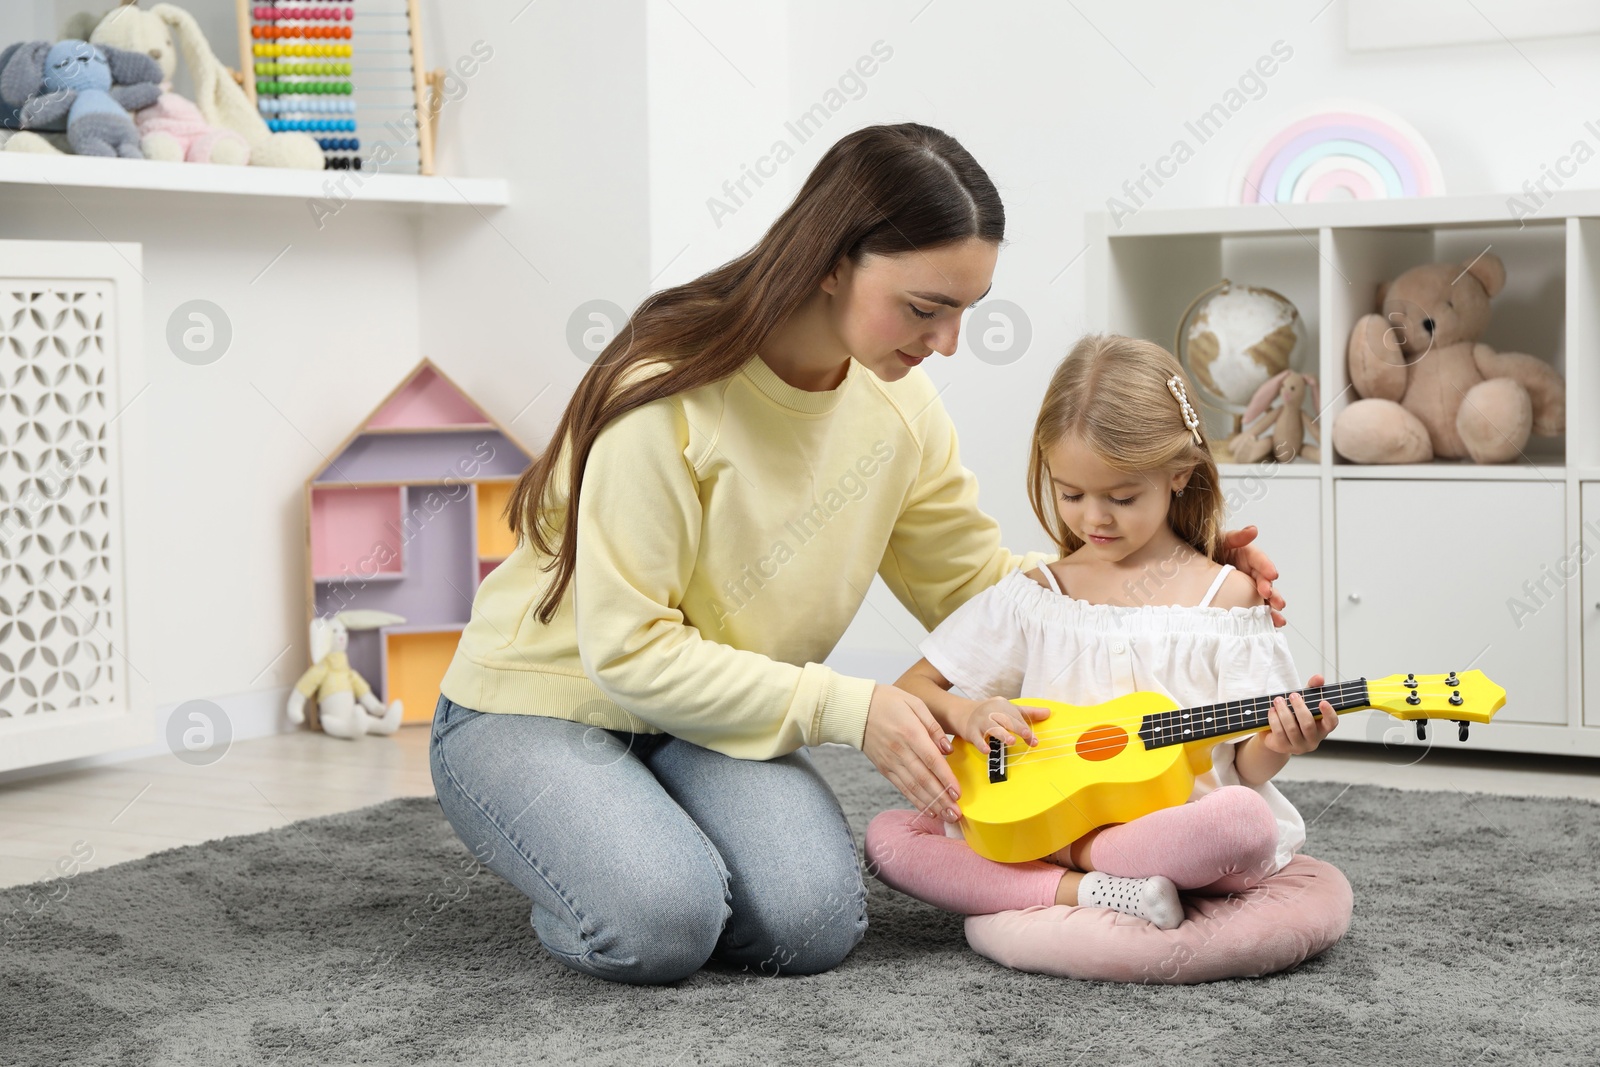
[864,333,1339,931]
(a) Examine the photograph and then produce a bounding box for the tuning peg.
[1444,671,1459,687]
[1406,691,1421,706]
[1415,720,1427,741]
[1449,690,1463,707]
[1456,720,1470,742]
[1404,673,1418,689]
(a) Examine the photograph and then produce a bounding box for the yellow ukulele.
[945,671,1506,863]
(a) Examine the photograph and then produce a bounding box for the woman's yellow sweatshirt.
[438,353,1053,761]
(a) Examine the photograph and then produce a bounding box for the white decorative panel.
[0,286,119,718]
[0,240,148,772]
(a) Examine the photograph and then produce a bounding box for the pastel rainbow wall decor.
[1233,103,1444,205]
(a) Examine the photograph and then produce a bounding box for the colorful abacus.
[245,3,361,170]
[238,0,438,175]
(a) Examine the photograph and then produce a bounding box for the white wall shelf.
[1089,193,1600,760]
[0,152,509,208]
[1217,463,1321,480]
[1323,464,1568,481]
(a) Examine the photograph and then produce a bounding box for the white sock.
[1076,870,1184,930]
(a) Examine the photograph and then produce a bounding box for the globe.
[1175,280,1306,414]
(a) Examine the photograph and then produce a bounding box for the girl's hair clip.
[1166,375,1203,446]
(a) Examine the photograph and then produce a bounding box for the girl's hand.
[1262,672,1339,755]
[954,697,1052,757]
[1220,526,1286,628]
[862,683,965,823]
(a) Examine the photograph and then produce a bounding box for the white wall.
[0,0,650,780]
[647,0,1600,681]
[4,0,1597,775]
[417,0,650,414]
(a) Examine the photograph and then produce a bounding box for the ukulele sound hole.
[1076,724,1128,762]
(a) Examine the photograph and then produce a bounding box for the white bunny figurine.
[287,609,405,740]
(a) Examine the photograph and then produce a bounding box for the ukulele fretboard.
[1137,679,1372,750]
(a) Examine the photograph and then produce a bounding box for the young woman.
[427,123,1286,986]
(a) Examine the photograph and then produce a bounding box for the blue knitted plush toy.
[0,39,161,157]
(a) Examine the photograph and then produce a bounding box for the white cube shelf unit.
[1087,191,1600,759]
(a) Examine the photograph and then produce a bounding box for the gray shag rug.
[3,745,1598,1067]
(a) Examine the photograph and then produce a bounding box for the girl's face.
[819,237,998,381]
[1045,434,1191,562]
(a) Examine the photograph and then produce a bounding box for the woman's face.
[820,237,998,380]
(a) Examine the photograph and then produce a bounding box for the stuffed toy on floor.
[1332,252,1565,464]
[0,39,161,157]
[288,609,405,740]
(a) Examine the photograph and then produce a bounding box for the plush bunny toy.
[1226,370,1321,464]
[287,609,406,740]
[148,2,324,169]
[83,4,250,164]
[0,39,162,157]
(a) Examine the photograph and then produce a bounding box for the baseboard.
[0,688,300,787]
[0,651,913,783]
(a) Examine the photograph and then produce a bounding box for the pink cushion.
[963,854,1352,983]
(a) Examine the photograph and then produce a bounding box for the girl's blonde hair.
[1026,333,1224,561]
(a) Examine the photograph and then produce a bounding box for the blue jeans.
[428,693,869,984]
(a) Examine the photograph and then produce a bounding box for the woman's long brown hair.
[506,122,1006,625]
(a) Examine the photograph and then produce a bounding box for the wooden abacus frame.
[234,0,443,174]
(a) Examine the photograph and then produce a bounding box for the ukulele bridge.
[988,736,1007,783]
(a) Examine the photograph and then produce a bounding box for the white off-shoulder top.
[922,562,1307,874]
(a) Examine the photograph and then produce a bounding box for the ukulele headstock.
[1367,670,1506,741]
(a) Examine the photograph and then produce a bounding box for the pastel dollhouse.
[303,358,534,726]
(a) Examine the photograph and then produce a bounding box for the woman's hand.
[862,683,965,823]
[951,697,1052,757]
[1220,525,1286,628]
[1263,672,1339,755]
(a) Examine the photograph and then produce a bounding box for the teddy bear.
[0,39,162,157]
[1331,252,1565,464]
[80,4,250,165]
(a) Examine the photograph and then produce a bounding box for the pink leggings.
[864,786,1279,915]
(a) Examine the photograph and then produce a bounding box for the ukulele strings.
[981,683,1478,765]
[998,700,1470,767]
[994,684,1465,762]
[997,696,1362,764]
[1000,700,1461,768]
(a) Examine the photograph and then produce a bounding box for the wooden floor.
[2,727,1597,889]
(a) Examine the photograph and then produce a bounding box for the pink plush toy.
[133,90,249,165]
